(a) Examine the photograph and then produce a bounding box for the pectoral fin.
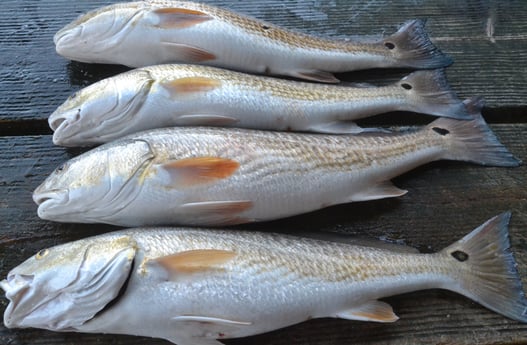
[177,114,239,126]
[161,42,216,62]
[173,315,252,326]
[350,181,407,202]
[153,8,213,29]
[291,70,340,83]
[160,77,221,96]
[156,249,236,274]
[337,301,399,323]
[159,157,239,187]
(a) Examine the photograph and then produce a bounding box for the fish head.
[54,3,145,63]
[1,235,137,331]
[33,139,155,223]
[50,70,154,146]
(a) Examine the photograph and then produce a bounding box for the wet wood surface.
[0,0,526,344]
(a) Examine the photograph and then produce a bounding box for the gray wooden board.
[1,0,527,123]
[0,0,526,344]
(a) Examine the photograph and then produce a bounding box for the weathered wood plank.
[0,125,525,345]
[1,0,526,124]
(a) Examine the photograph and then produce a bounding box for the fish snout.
[49,108,83,145]
[1,274,34,328]
[33,189,69,214]
[54,26,82,56]
[1,274,34,295]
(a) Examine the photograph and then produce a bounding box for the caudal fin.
[399,69,469,119]
[385,19,452,69]
[429,97,521,167]
[441,213,527,323]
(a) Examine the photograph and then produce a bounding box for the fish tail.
[399,69,470,120]
[440,212,527,323]
[429,97,521,167]
[385,19,452,69]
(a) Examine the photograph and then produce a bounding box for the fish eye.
[36,249,49,260]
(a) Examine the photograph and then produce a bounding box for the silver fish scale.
[126,228,442,284]
[143,0,368,52]
[139,126,434,172]
[145,64,398,102]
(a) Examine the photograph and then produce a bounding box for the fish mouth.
[1,274,34,328]
[33,190,69,218]
[49,113,68,132]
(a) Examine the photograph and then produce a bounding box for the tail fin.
[385,19,452,69]
[399,69,469,119]
[441,212,527,323]
[428,97,521,167]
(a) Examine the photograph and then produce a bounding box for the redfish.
[2,213,526,344]
[33,98,520,227]
[54,1,452,82]
[49,65,468,146]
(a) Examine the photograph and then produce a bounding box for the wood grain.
[0,0,526,344]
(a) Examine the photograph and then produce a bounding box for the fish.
[49,64,469,147]
[33,97,520,227]
[2,213,527,345]
[54,1,452,82]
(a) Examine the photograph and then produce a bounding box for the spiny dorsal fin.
[156,249,236,274]
[160,157,239,187]
[153,8,213,29]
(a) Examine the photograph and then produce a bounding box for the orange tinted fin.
[153,8,213,29]
[292,70,340,83]
[156,249,236,274]
[161,157,239,187]
[161,42,216,62]
[179,200,254,226]
[160,77,221,95]
[337,301,399,323]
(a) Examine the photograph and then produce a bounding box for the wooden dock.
[0,0,526,344]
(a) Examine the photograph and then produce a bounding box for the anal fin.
[337,300,399,323]
[350,181,407,202]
